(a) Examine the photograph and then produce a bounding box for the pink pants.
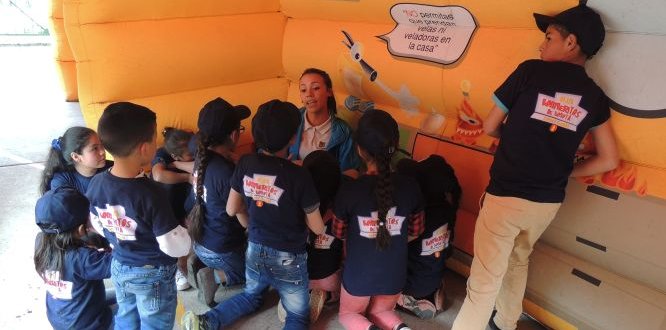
[309,269,341,296]
[338,285,402,330]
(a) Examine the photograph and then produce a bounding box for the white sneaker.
[176,269,191,291]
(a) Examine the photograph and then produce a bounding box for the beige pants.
[452,193,561,330]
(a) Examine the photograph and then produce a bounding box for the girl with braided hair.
[187,97,250,307]
[332,109,425,330]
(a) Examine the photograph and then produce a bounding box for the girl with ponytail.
[332,109,425,330]
[39,126,111,195]
[186,97,250,307]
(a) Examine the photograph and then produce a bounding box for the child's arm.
[80,248,113,280]
[483,105,508,138]
[570,121,619,177]
[227,188,249,228]
[226,188,245,216]
[171,160,194,174]
[305,208,325,235]
[407,210,425,242]
[151,163,191,184]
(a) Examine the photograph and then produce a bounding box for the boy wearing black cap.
[86,102,191,329]
[187,97,251,307]
[34,187,113,330]
[181,99,324,330]
[452,4,618,330]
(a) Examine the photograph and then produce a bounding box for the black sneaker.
[395,323,412,330]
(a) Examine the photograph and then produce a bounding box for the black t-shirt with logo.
[87,171,179,266]
[488,60,610,202]
[230,153,319,254]
[194,153,246,253]
[334,174,423,296]
[307,209,343,280]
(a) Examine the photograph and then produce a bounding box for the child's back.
[34,187,113,330]
[87,102,190,329]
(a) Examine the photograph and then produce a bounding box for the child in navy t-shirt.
[186,98,251,307]
[87,102,191,330]
[151,126,194,291]
[298,150,344,323]
[332,110,424,330]
[39,126,112,195]
[181,100,325,330]
[34,187,113,330]
[396,155,461,319]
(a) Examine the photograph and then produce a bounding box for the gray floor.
[0,44,547,330]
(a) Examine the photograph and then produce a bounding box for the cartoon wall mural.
[50,1,666,329]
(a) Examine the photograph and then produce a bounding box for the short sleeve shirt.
[195,153,246,253]
[334,174,423,296]
[230,153,319,253]
[36,234,113,330]
[50,160,113,194]
[86,171,180,266]
[489,60,611,202]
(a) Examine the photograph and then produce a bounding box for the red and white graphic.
[357,207,405,239]
[421,224,449,256]
[314,233,335,249]
[43,270,73,300]
[94,204,138,241]
[531,92,588,132]
[243,174,284,206]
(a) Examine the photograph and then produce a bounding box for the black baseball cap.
[252,99,301,153]
[35,187,90,234]
[534,4,605,57]
[355,109,399,157]
[197,97,251,143]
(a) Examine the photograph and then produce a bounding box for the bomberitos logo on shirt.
[421,224,449,256]
[531,92,588,131]
[314,233,336,249]
[43,270,73,300]
[93,204,138,241]
[243,174,284,206]
[357,207,405,239]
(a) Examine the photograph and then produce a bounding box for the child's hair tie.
[51,137,62,151]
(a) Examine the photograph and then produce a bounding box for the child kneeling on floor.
[395,155,461,319]
[181,99,325,330]
[333,110,425,330]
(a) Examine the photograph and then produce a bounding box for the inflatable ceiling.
[49,1,666,329]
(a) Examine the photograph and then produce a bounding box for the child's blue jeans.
[205,241,310,330]
[110,259,177,330]
[193,242,246,286]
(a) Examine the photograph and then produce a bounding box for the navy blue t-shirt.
[307,209,343,280]
[193,153,246,253]
[86,171,180,266]
[230,153,319,253]
[151,148,191,220]
[50,160,113,194]
[404,206,450,297]
[36,233,112,330]
[488,60,611,202]
[334,174,423,296]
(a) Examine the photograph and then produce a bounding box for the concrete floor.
[0,44,547,330]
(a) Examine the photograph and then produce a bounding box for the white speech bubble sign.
[379,3,478,65]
